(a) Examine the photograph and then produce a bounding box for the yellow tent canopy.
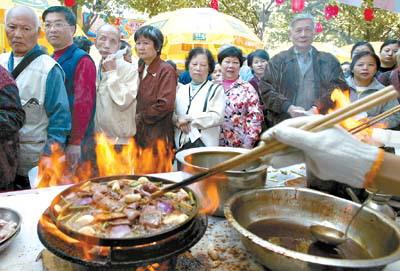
[130,8,264,70]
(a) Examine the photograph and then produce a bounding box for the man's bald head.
[5,6,40,57]
[95,24,121,58]
[97,24,120,38]
[6,6,40,30]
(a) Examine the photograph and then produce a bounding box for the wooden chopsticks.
[349,104,400,135]
[151,85,400,198]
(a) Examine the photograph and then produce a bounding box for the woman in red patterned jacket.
[218,46,263,149]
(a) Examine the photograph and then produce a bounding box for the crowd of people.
[1,6,400,193]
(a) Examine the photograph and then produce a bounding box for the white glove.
[261,116,380,188]
[372,128,400,148]
[287,105,307,117]
[65,144,81,171]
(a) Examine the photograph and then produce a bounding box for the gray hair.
[290,13,315,30]
[5,6,40,30]
[96,23,121,38]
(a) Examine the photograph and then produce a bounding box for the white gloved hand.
[372,128,400,148]
[287,105,307,117]
[261,116,380,188]
[65,144,81,171]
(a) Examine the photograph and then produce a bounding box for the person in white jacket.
[174,48,226,151]
[94,24,138,146]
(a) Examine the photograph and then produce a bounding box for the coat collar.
[138,56,162,75]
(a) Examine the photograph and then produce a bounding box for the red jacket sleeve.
[69,56,96,145]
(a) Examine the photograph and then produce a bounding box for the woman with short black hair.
[247,49,269,92]
[218,46,263,148]
[347,51,400,128]
[134,25,177,152]
[379,39,399,73]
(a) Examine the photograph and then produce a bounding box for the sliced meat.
[141,182,159,193]
[92,191,104,202]
[90,183,108,194]
[139,206,162,228]
[97,196,124,211]
[123,208,140,222]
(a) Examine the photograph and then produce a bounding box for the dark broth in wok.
[247,218,372,260]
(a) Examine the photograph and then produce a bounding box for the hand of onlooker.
[287,105,307,117]
[65,144,81,171]
[260,115,381,188]
[102,57,117,72]
[177,115,192,134]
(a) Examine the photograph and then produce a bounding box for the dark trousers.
[13,175,31,190]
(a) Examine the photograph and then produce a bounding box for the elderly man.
[94,24,138,148]
[259,13,346,126]
[0,66,25,191]
[42,6,96,170]
[0,6,71,188]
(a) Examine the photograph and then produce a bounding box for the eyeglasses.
[44,22,71,30]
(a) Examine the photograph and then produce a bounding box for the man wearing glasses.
[42,6,96,173]
[0,6,71,189]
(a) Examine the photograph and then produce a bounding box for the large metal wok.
[224,187,400,271]
[47,175,200,247]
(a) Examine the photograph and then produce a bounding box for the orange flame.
[184,155,220,215]
[95,134,174,176]
[37,144,78,188]
[328,89,362,130]
[328,88,387,138]
[36,134,174,188]
[39,214,108,260]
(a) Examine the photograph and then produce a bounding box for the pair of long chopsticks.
[151,85,400,198]
[349,105,400,135]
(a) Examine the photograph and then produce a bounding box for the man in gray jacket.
[260,13,346,126]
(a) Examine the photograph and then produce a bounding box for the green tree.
[126,0,206,17]
[76,0,400,50]
[75,0,128,33]
[263,0,400,48]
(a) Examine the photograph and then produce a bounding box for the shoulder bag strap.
[202,83,217,112]
[11,50,45,79]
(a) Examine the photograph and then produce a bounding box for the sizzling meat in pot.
[53,177,195,239]
[0,219,17,242]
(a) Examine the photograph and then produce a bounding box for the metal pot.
[47,175,201,246]
[176,147,267,217]
[224,187,400,271]
[0,207,21,253]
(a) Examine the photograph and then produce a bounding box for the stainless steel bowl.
[176,147,267,217]
[224,187,400,271]
[0,207,22,253]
